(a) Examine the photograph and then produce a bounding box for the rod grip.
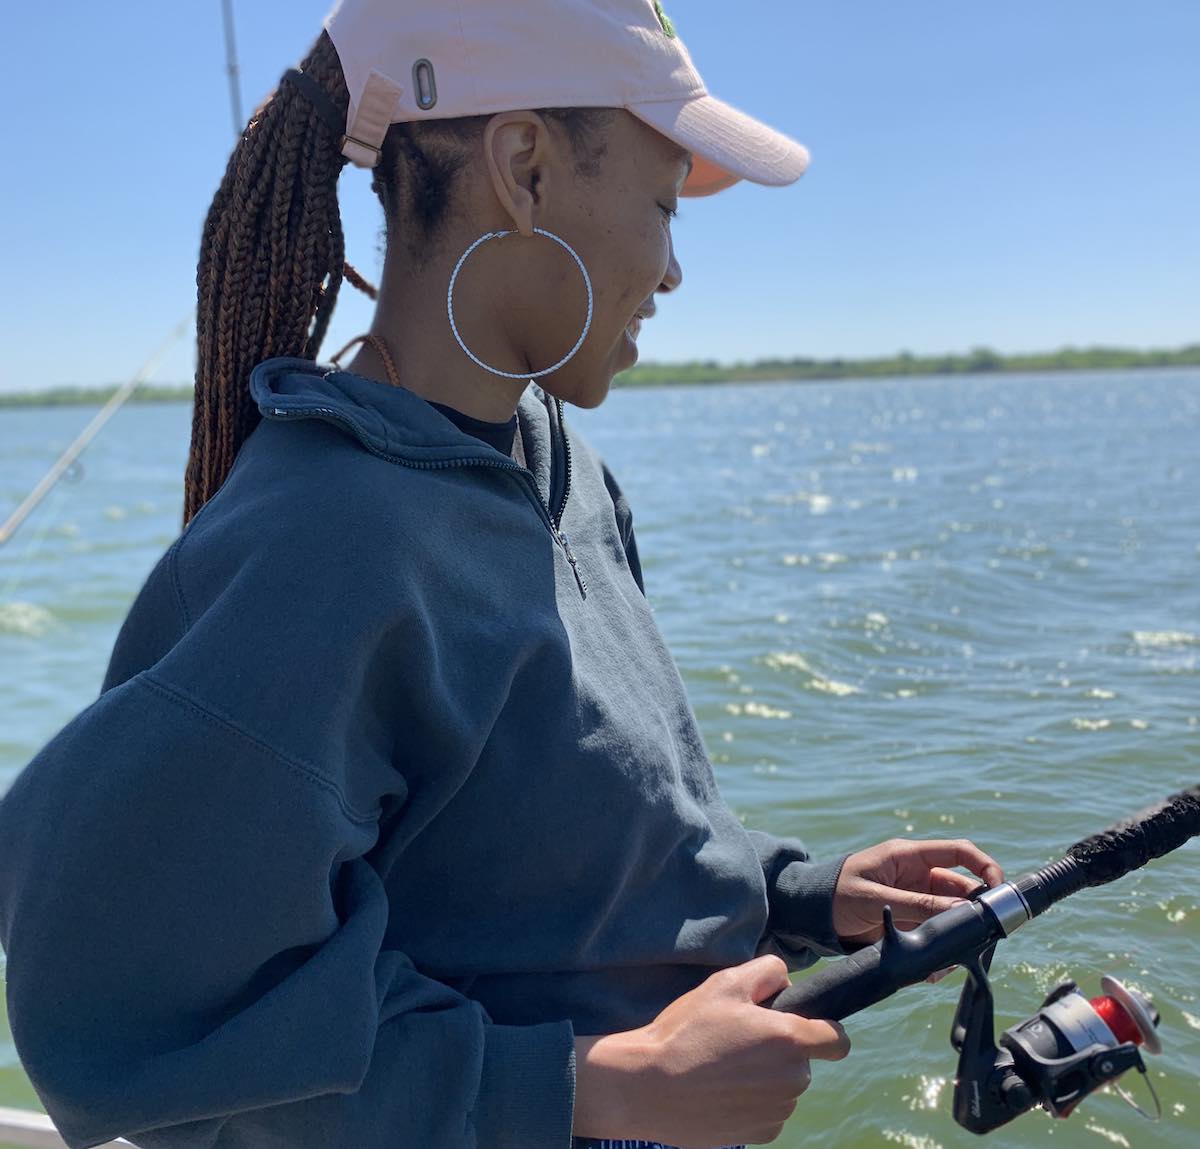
[1065,784,1200,888]
[763,941,891,1020]
[763,900,1001,1021]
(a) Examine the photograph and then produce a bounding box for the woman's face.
[477,108,691,408]
[562,111,690,402]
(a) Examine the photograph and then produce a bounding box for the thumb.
[724,954,792,1003]
[873,884,968,925]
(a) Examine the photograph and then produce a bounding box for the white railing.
[0,1105,130,1148]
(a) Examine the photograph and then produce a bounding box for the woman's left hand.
[833,837,1005,949]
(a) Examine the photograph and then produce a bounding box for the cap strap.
[342,69,405,168]
[279,69,345,140]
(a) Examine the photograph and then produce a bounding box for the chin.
[543,351,621,410]
[548,375,611,411]
[570,381,613,411]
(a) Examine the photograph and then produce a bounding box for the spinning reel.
[951,943,1161,1132]
[762,785,1197,1135]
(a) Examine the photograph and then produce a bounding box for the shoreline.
[1,347,1197,409]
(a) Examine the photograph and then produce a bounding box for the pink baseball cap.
[324,0,810,197]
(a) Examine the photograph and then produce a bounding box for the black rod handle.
[762,785,1200,1023]
[763,900,1002,1021]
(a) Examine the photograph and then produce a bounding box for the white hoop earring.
[446,227,593,381]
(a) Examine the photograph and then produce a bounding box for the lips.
[626,304,655,343]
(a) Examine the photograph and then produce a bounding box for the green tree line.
[2,343,1197,407]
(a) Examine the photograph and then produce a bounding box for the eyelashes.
[659,203,680,221]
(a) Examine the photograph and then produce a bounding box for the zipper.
[550,395,589,598]
[269,403,588,598]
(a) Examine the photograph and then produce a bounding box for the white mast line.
[221,0,245,140]
[0,1,245,548]
[0,315,194,547]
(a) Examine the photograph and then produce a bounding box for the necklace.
[329,331,403,389]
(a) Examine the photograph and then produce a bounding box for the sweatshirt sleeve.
[596,453,843,972]
[744,828,851,972]
[0,535,576,1148]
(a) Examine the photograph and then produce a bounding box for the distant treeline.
[615,343,1200,387]
[2,344,1198,407]
[0,383,199,409]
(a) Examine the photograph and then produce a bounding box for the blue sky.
[1,1,1196,392]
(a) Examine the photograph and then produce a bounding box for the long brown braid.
[183,28,615,528]
[184,31,349,526]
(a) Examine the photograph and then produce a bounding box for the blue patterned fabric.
[576,1141,746,1149]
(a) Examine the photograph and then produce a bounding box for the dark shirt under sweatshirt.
[426,399,518,458]
[427,396,568,539]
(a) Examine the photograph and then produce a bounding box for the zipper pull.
[557,529,588,598]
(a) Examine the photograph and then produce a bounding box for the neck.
[341,250,532,423]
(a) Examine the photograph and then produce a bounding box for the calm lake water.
[1,369,1198,1149]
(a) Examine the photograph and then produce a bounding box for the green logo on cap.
[653,0,676,38]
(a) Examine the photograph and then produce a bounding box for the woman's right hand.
[573,954,850,1148]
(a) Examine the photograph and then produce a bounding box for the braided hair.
[183,28,616,528]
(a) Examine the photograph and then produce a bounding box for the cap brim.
[627,92,810,198]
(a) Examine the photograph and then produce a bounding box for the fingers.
[864,867,995,929]
[787,1058,813,1101]
[868,883,964,923]
[927,866,986,899]
[890,837,1005,887]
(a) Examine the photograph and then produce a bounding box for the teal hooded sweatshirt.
[0,358,848,1149]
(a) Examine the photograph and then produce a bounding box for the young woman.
[0,3,1003,1148]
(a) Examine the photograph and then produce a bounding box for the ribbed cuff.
[771,852,852,957]
[473,1018,577,1149]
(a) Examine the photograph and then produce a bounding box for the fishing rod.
[765,784,1199,1134]
[0,316,193,548]
[2,4,243,549]
[220,0,244,141]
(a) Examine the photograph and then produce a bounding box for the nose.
[659,233,683,294]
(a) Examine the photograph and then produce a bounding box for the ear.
[482,111,553,238]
